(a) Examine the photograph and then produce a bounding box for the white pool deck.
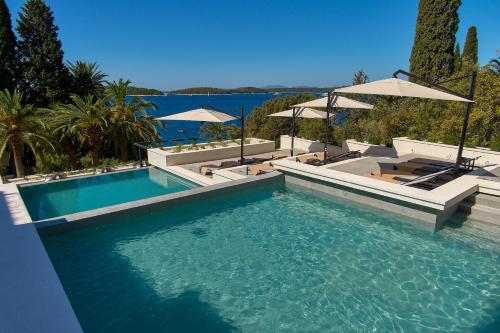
[0,183,83,333]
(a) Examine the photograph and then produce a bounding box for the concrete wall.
[392,137,500,167]
[343,139,397,157]
[148,138,275,166]
[280,135,342,154]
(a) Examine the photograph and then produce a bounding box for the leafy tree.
[0,89,52,177]
[453,42,461,73]
[68,61,107,98]
[0,0,16,91]
[462,26,478,65]
[106,79,161,161]
[409,0,461,81]
[16,0,70,106]
[245,95,314,141]
[52,95,108,167]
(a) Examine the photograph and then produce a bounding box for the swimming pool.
[40,182,500,332]
[19,168,198,221]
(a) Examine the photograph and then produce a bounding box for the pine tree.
[462,26,478,65]
[16,0,69,106]
[0,0,16,91]
[453,42,461,73]
[409,0,461,82]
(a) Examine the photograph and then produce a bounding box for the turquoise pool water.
[20,168,198,220]
[41,183,500,332]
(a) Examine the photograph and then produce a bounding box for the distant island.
[170,86,334,95]
[126,86,164,96]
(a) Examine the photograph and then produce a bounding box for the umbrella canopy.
[157,108,237,123]
[268,107,333,119]
[293,96,373,109]
[334,78,473,102]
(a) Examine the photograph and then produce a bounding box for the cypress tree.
[462,26,478,65]
[0,0,16,91]
[453,42,461,73]
[16,0,69,106]
[409,0,461,82]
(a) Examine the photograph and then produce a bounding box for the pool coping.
[35,172,284,232]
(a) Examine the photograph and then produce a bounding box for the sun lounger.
[247,163,274,176]
[199,164,220,175]
[401,167,453,187]
[272,152,288,160]
[220,160,239,168]
[296,154,317,164]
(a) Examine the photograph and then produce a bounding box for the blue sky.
[5,0,499,90]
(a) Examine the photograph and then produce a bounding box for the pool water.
[20,168,198,220]
[41,183,500,332]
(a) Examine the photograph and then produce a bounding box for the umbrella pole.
[324,92,332,164]
[291,107,296,156]
[454,71,477,177]
[240,106,245,165]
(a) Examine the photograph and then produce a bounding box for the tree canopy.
[0,0,16,91]
[462,26,478,65]
[16,0,69,106]
[409,0,461,81]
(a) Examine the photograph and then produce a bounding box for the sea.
[140,94,279,143]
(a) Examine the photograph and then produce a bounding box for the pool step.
[458,200,500,226]
[464,192,500,208]
[444,215,500,247]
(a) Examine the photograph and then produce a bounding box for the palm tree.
[488,57,500,74]
[68,61,107,98]
[352,70,369,85]
[200,122,228,141]
[106,79,161,161]
[52,94,108,168]
[0,89,52,177]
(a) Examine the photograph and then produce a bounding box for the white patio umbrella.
[293,95,374,109]
[333,71,476,175]
[156,108,237,122]
[268,107,333,119]
[157,106,246,164]
[292,95,374,159]
[334,77,473,102]
[268,107,334,156]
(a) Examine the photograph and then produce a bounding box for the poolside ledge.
[0,183,83,333]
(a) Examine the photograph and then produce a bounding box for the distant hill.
[171,86,334,94]
[126,86,164,96]
[171,87,266,94]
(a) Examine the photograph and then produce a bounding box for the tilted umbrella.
[293,96,374,109]
[268,107,334,156]
[333,70,476,175]
[157,106,246,164]
[334,77,473,102]
[292,95,374,160]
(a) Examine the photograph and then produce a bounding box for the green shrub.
[36,153,69,173]
[174,143,183,153]
[80,154,93,169]
[490,138,500,151]
[209,142,217,148]
[100,158,119,169]
[367,136,381,145]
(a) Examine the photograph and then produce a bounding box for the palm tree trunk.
[120,139,128,161]
[91,145,100,168]
[67,141,77,170]
[11,135,24,178]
